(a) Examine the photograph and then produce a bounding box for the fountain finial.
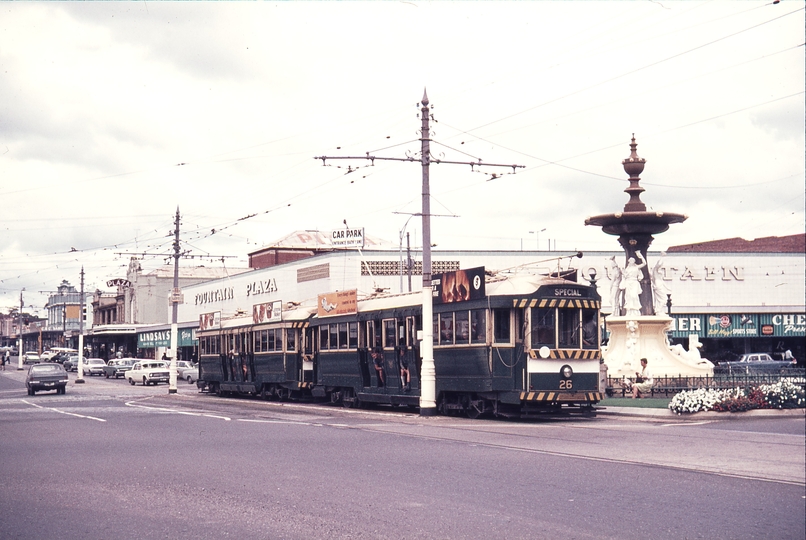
[621,134,647,212]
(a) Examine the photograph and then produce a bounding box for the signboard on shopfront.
[669,313,805,338]
[137,328,196,348]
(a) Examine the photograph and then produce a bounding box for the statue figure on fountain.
[650,252,671,316]
[619,252,646,317]
[607,256,623,316]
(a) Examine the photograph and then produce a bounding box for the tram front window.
[558,308,580,348]
[531,307,555,348]
[582,309,598,349]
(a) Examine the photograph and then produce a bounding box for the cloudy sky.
[1,1,803,314]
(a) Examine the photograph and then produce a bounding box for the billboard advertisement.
[432,266,486,304]
[253,300,282,324]
[199,311,221,331]
[317,289,357,317]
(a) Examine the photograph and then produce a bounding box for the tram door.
[302,326,316,384]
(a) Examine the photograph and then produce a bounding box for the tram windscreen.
[531,307,555,348]
[558,308,580,348]
[582,309,598,349]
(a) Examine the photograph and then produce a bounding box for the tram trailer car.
[196,305,316,401]
[311,272,602,418]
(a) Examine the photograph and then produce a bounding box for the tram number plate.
[559,380,573,390]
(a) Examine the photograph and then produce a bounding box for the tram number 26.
[559,380,573,389]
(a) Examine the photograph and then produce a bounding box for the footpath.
[597,397,806,419]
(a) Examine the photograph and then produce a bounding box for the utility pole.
[76,267,85,384]
[168,206,181,394]
[315,90,524,416]
[16,291,23,371]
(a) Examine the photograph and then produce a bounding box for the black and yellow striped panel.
[291,321,310,329]
[519,391,603,402]
[512,298,601,309]
[296,382,312,389]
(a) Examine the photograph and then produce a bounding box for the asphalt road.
[0,369,803,540]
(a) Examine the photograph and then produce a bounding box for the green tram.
[196,271,603,418]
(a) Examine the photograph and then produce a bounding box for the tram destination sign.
[433,266,486,304]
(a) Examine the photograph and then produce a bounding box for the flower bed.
[669,379,806,415]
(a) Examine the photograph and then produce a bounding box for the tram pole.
[314,90,524,417]
[76,267,85,384]
[168,206,180,394]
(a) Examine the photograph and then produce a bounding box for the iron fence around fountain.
[606,368,806,398]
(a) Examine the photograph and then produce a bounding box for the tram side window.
[532,307,555,348]
[558,308,580,348]
[582,309,598,349]
[383,319,397,349]
[455,311,470,345]
[286,329,296,352]
[329,324,339,350]
[339,323,348,349]
[471,309,486,344]
[373,320,383,349]
[319,325,330,350]
[348,322,358,349]
[493,308,510,344]
[439,313,454,345]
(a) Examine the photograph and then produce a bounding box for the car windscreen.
[31,364,63,373]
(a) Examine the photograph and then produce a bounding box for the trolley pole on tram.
[315,90,523,416]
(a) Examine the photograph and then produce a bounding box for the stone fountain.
[585,136,714,378]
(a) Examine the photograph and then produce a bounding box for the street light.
[395,213,420,294]
[528,228,546,250]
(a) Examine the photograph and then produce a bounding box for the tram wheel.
[342,388,361,409]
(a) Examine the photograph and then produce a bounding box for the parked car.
[40,350,56,362]
[175,361,195,379]
[81,358,107,377]
[124,361,170,386]
[22,352,40,364]
[63,355,80,372]
[103,358,135,379]
[26,363,68,395]
[183,366,199,384]
[715,353,794,375]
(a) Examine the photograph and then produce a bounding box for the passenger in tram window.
[398,343,411,392]
[371,347,385,387]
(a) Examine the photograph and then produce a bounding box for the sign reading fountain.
[585,136,714,378]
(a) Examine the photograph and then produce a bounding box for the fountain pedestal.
[604,315,713,378]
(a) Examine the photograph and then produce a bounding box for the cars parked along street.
[103,358,135,378]
[81,358,107,377]
[26,363,68,395]
[63,355,80,372]
[22,352,41,364]
[124,361,170,386]
[715,353,795,375]
[183,366,199,384]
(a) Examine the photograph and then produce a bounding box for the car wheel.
[105,372,109,378]
[143,377,148,386]
[27,387,33,396]
[129,377,135,386]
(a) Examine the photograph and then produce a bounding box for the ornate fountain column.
[585,136,713,378]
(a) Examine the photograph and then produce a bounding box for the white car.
[124,361,170,386]
[175,361,195,379]
[183,366,199,384]
[81,358,107,377]
[23,352,41,364]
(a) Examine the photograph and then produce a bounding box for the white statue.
[607,256,623,316]
[619,252,646,317]
[651,252,671,316]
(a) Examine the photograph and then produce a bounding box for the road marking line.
[124,400,232,421]
[238,419,311,425]
[660,421,714,427]
[22,399,106,422]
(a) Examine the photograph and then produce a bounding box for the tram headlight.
[561,365,573,378]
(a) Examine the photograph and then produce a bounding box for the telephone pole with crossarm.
[315,89,524,416]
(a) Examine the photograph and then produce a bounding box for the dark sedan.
[26,363,68,395]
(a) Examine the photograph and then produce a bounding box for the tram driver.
[371,347,385,387]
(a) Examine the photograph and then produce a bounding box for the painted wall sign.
[317,289,357,317]
[195,287,234,305]
[246,278,278,297]
[253,300,282,324]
